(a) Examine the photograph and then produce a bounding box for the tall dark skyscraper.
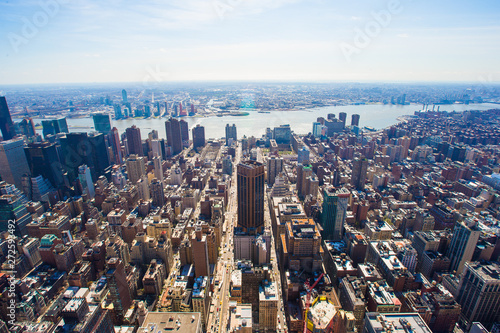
[237,160,265,235]
[111,127,123,164]
[351,114,360,127]
[60,132,109,182]
[351,158,368,190]
[93,113,112,133]
[180,119,189,143]
[225,124,237,145]
[192,124,205,149]
[321,186,350,241]
[125,125,143,156]
[24,141,65,187]
[18,118,36,138]
[0,97,16,141]
[165,118,182,155]
[339,112,347,127]
[0,138,30,190]
[446,221,480,274]
[42,118,69,137]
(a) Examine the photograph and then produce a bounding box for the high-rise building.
[223,155,233,176]
[456,262,500,330]
[105,258,132,322]
[321,186,350,241]
[273,124,291,144]
[446,221,481,274]
[93,113,112,133]
[111,127,123,164]
[150,178,164,207]
[259,281,278,330]
[351,114,360,127]
[339,112,347,127]
[60,132,109,182]
[180,119,189,144]
[126,125,142,156]
[192,227,210,278]
[351,158,368,190]
[122,89,128,103]
[24,141,65,188]
[0,97,16,140]
[17,118,36,138]
[153,156,163,185]
[78,165,95,198]
[312,122,322,137]
[237,160,265,235]
[296,163,313,199]
[165,118,182,155]
[114,104,123,119]
[192,124,205,149]
[42,118,68,138]
[266,156,283,187]
[298,146,310,164]
[0,183,31,236]
[0,138,30,190]
[126,154,146,184]
[226,124,237,145]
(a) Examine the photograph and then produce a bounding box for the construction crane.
[303,273,324,333]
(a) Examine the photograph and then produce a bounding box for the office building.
[165,118,182,155]
[180,119,189,144]
[126,125,142,156]
[0,138,30,190]
[93,113,112,133]
[17,118,36,138]
[105,257,132,321]
[321,186,350,241]
[192,124,205,149]
[364,313,432,333]
[139,312,202,333]
[223,155,233,176]
[456,262,500,330]
[60,132,109,182]
[114,104,123,119]
[192,228,210,278]
[150,178,165,207]
[78,165,95,198]
[42,118,68,137]
[0,97,16,140]
[111,127,123,164]
[351,114,360,127]
[153,156,163,185]
[446,221,481,274]
[24,141,64,187]
[226,124,237,145]
[351,158,368,190]
[266,156,283,187]
[339,112,347,127]
[273,124,291,144]
[312,122,323,137]
[298,146,310,164]
[237,160,265,235]
[126,154,146,184]
[259,281,278,331]
[122,89,128,103]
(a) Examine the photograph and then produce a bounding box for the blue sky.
[0,0,499,84]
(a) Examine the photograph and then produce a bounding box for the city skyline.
[0,0,499,84]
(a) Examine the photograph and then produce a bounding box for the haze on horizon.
[1,0,499,85]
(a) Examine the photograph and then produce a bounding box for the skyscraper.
[266,156,283,187]
[192,124,205,149]
[339,112,347,127]
[153,156,163,186]
[237,160,265,235]
[165,118,182,155]
[106,258,132,322]
[446,221,481,274]
[60,132,109,182]
[78,165,95,198]
[126,125,142,156]
[456,262,500,330]
[150,178,164,207]
[126,154,146,184]
[321,186,350,241]
[312,122,322,137]
[225,124,237,145]
[180,119,189,145]
[17,118,36,138]
[351,158,368,190]
[42,118,68,137]
[0,97,16,141]
[297,146,310,164]
[351,114,360,127]
[122,89,128,103]
[24,141,65,187]
[93,113,112,133]
[192,227,210,278]
[111,127,123,164]
[0,138,30,190]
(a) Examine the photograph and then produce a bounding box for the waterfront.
[28,103,498,139]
